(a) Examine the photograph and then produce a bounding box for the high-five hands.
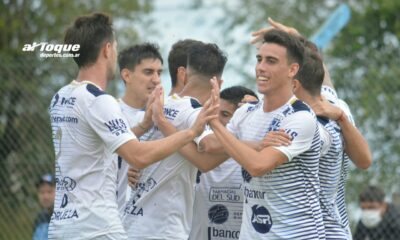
[190,77,220,136]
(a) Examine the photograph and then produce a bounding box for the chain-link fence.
[1,54,399,239]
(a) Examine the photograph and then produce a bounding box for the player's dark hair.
[168,39,203,87]
[64,12,114,68]
[220,86,258,106]
[262,29,305,67]
[118,43,163,71]
[295,49,325,96]
[187,42,227,79]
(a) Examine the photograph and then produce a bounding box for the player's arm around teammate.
[252,18,372,170]
[312,96,372,169]
[116,86,219,170]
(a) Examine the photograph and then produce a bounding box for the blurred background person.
[353,185,400,240]
[33,173,55,240]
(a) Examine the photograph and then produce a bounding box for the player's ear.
[121,68,131,83]
[288,63,300,79]
[177,66,187,86]
[292,79,300,93]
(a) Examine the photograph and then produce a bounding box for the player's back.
[48,81,133,239]
[318,118,348,239]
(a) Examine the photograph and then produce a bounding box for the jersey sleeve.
[183,107,214,146]
[226,103,252,136]
[321,86,339,105]
[273,111,317,162]
[337,99,355,126]
[319,123,331,156]
[86,95,137,153]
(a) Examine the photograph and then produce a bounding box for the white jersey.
[322,86,355,239]
[48,80,136,239]
[116,100,145,215]
[335,98,356,239]
[318,87,349,239]
[122,94,213,240]
[189,158,243,240]
[318,119,348,239]
[227,98,325,240]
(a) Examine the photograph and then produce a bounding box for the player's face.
[38,184,55,210]
[255,43,292,95]
[218,99,237,126]
[126,58,162,103]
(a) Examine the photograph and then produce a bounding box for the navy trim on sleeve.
[317,116,330,126]
[86,84,106,97]
[190,98,202,109]
[291,100,310,113]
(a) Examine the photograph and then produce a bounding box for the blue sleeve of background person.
[310,3,351,50]
[32,223,49,240]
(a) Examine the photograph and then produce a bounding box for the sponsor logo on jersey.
[51,94,60,108]
[61,194,68,208]
[208,204,229,224]
[104,118,128,136]
[51,115,78,124]
[124,205,144,216]
[241,168,252,183]
[251,205,272,234]
[209,187,242,203]
[125,178,157,216]
[60,97,76,107]
[52,209,79,221]
[244,187,266,200]
[208,227,240,239]
[55,176,76,191]
[163,107,179,120]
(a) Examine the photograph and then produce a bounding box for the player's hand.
[260,129,292,149]
[250,17,301,45]
[190,78,220,136]
[151,86,167,126]
[238,94,259,107]
[128,167,141,189]
[311,96,343,121]
[141,89,156,130]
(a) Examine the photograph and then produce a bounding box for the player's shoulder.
[238,100,261,114]
[290,99,312,113]
[168,94,202,110]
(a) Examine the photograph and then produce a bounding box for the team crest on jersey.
[242,168,252,183]
[268,113,284,132]
[251,205,272,234]
[130,178,157,206]
[208,204,229,224]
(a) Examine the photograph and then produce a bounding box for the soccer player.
[208,29,326,239]
[294,48,349,239]
[189,86,259,240]
[252,19,372,239]
[122,42,228,240]
[48,13,216,239]
[115,43,163,215]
